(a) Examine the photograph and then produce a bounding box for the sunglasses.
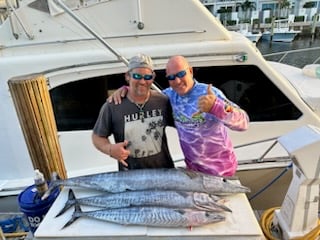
[130,72,154,80]
[166,69,187,81]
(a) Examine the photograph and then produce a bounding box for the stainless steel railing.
[263,46,320,68]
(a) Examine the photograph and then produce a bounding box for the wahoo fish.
[63,204,225,229]
[44,168,250,200]
[56,189,231,217]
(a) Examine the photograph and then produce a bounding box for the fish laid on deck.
[63,204,226,229]
[44,168,250,199]
[56,189,231,217]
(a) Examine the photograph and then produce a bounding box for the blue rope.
[0,215,29,233]
[249,162,293,201]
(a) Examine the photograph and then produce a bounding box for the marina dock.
[227,21,320,36]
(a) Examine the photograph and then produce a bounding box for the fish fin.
[177,168,200,179]
[61,203,82,229]
[56,189,76,217]
[223,176,239,180]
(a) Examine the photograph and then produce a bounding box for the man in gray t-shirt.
[92,54,174,171]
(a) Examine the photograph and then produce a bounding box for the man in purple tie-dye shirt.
[109,55,249,176]
[163,56,249,176]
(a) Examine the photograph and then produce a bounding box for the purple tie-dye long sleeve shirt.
[163,80,249,176]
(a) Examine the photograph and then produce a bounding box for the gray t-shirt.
[93,91,174,171]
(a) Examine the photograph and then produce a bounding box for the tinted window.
[191,65,302,121]
[156,65,302,121]
[50,74,126,131]
[50,65,302,131]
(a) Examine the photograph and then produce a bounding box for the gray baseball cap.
[128,53,154,71]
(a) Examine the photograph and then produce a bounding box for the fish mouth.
[198,203,232,213]
[227,184,251,194]
[222,177,251,193]
[235,184,251,193]
[203,175,251,194]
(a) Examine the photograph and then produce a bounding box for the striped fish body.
[50,168,249,195]
[66,206,225,228]
[56,189,231,216]
[77,191,226,211]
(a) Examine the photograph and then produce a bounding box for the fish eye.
[223,178,227,182]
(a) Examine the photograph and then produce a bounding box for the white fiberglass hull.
[262,31,300,42]
[0,1,320,205]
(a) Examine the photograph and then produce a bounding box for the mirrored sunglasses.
[131,72,154,80]
[166,70,187,81]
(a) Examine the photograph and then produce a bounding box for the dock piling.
[8,74,67,181]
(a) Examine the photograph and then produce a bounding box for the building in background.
[200,0,320,25]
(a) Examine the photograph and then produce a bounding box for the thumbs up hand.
[192,84,216,117]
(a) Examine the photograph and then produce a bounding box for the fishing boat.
[0,0,319,239]
[261,19,301,42]
[238,23,262,43]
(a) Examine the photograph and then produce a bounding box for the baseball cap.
[128,53,154,71]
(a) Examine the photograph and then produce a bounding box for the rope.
[260,207,320,240]
[249,162,292,201]
[3,232,28,238]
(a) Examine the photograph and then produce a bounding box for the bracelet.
[109,144,112,157]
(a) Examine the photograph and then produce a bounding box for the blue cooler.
[18,184,59,233]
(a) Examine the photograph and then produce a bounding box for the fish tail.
[61,202,82,229]
[41,172,61,200]
[56,189,76,217]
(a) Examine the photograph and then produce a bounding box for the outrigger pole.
[52,0,162,92]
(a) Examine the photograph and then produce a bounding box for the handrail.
[53,0,163,92]
[53,0,128,66]
[263,46,320,64]
[5,0,33,39]
[234,137,288,163]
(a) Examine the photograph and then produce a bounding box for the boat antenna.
[52,0,161,92]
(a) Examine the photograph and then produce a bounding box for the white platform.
[33,185,264,240]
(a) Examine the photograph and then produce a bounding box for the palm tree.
[278,0,290,18]
[241,0,256,22]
